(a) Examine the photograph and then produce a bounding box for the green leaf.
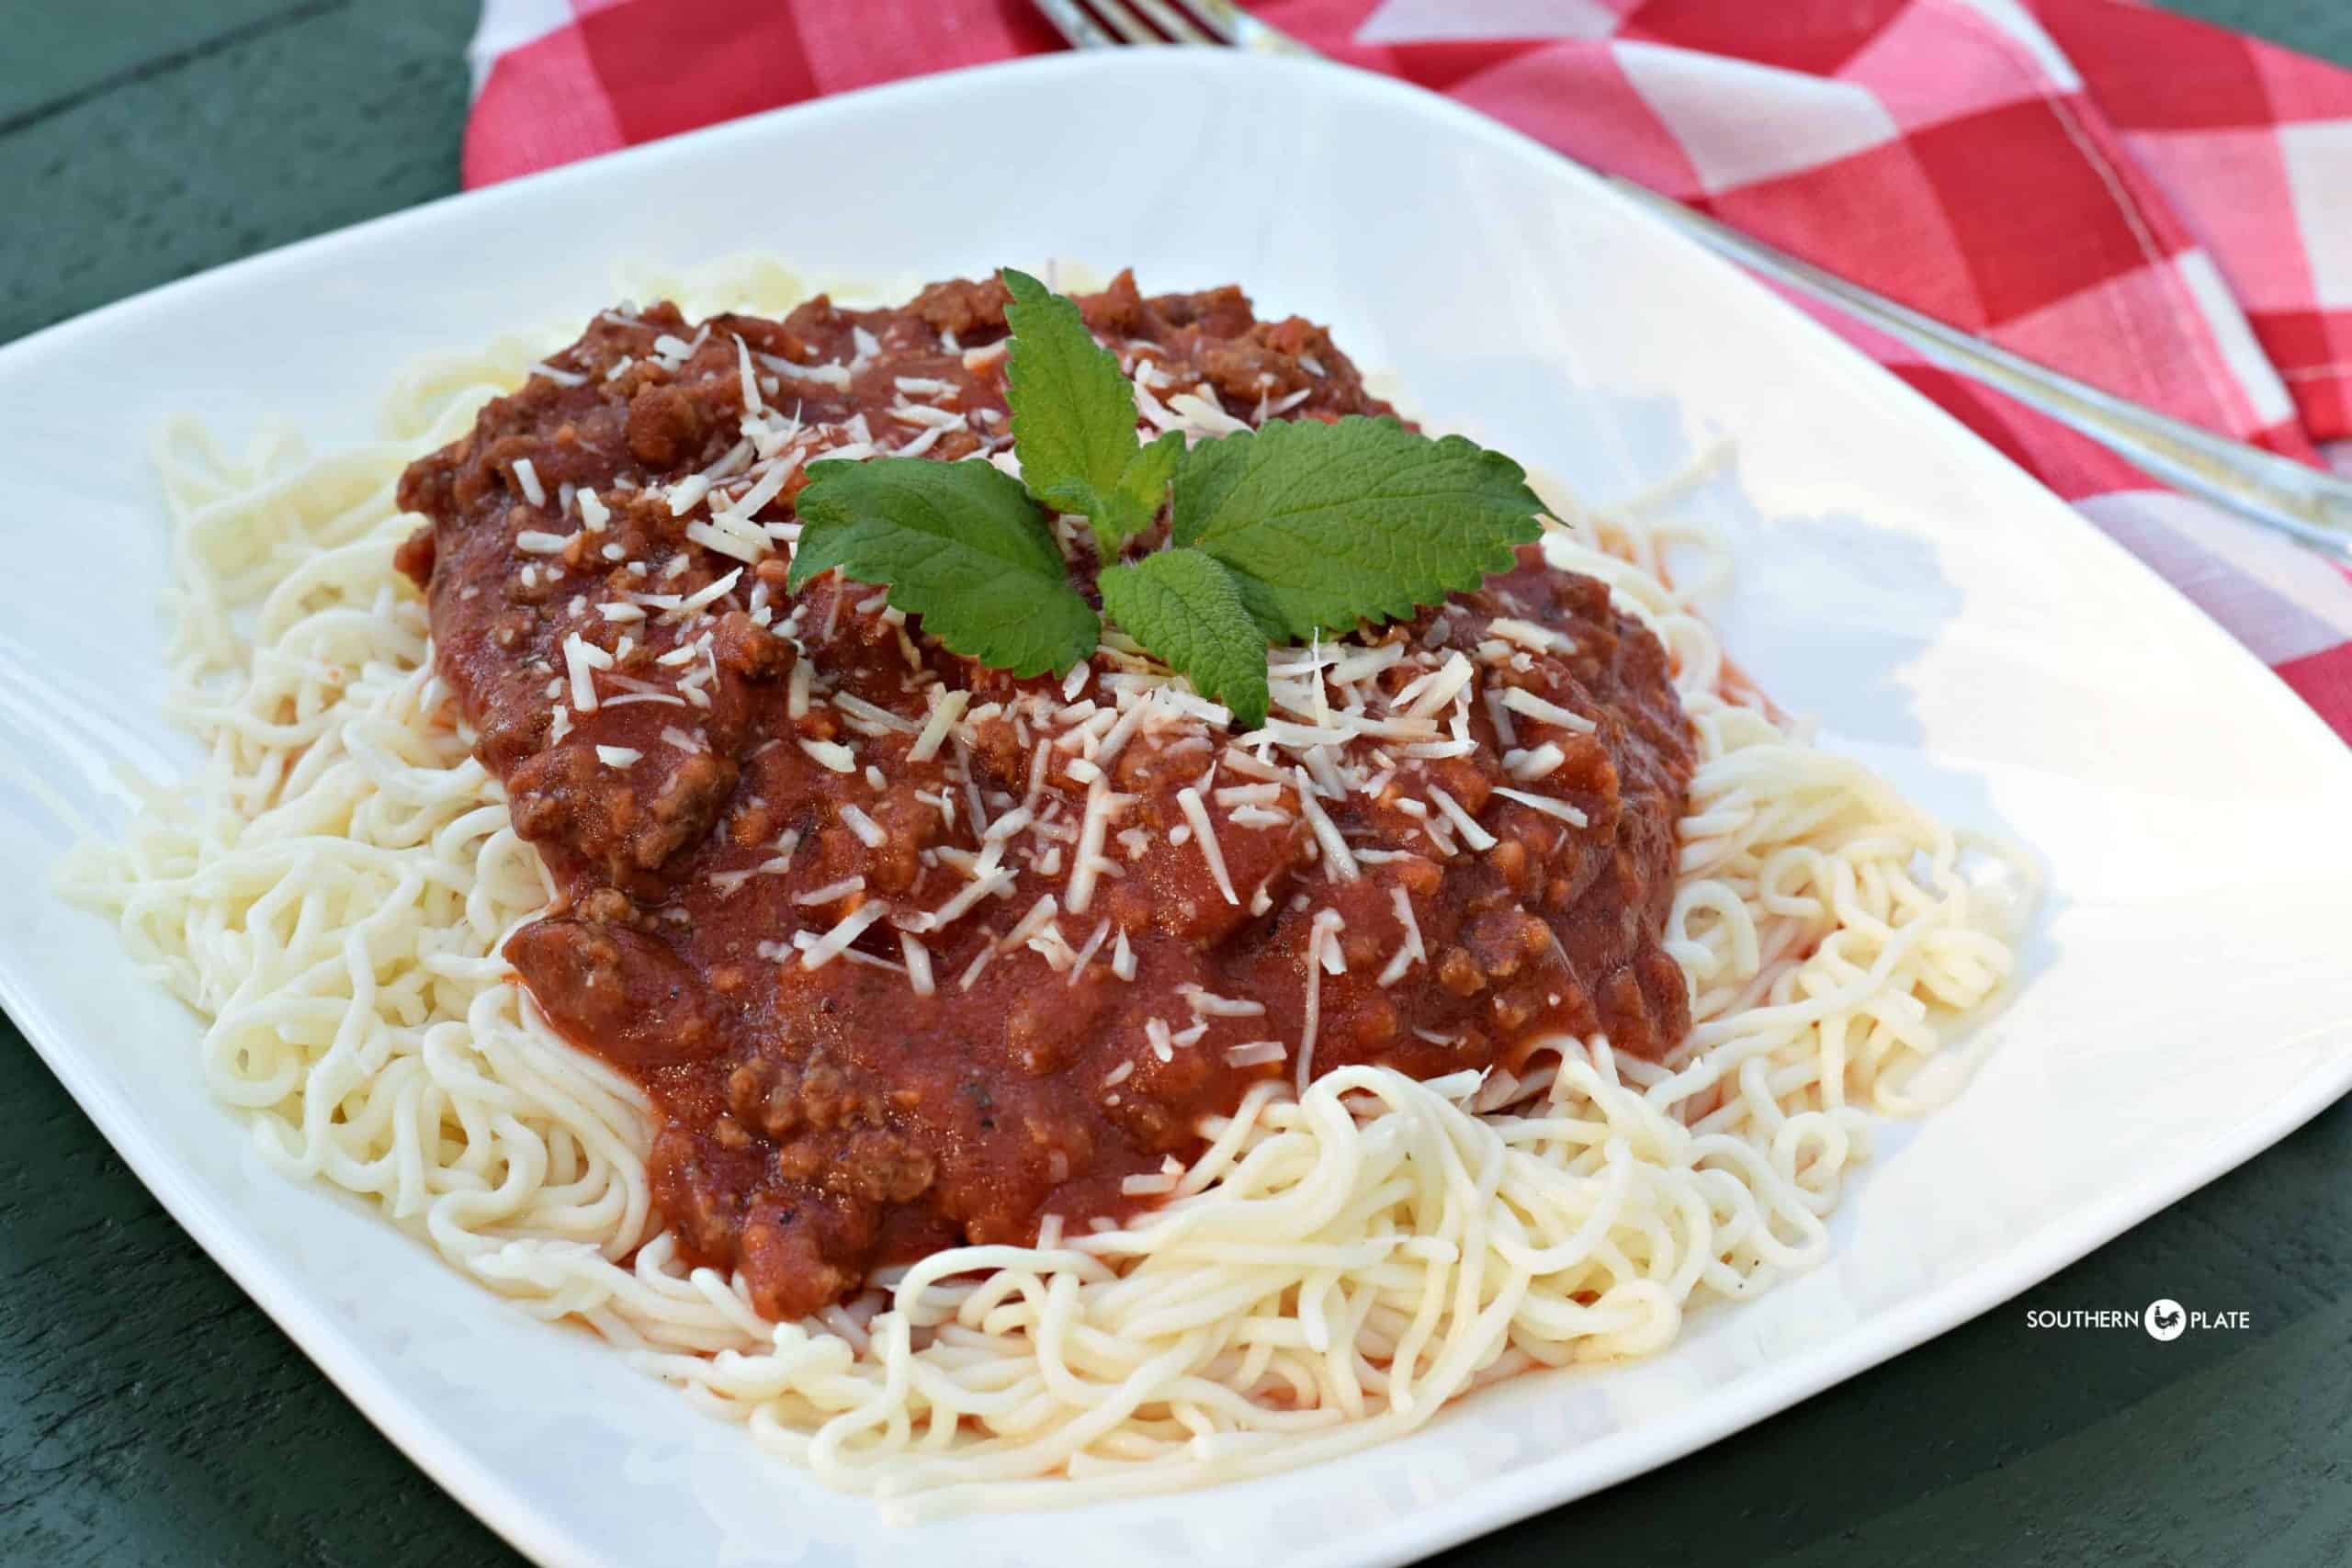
[1172,415,1545,642]
[1098,547,1270,729]
[1001,267,1175,558]
[788,457,1099,677]
[1092,429,1184,551]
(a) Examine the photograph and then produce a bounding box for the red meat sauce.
[394,271,1694,1322]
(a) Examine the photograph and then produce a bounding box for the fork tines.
[1032,0,1237,49]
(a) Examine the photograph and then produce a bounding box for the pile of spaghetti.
[59,260,2032,1519]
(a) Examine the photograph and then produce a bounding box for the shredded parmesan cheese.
[1378,886,1427,986]
[1492,785,1589,827]
[899,933,934,997]
[1427,785,1498,852]
[908,689,969,764]
[798,900,891,968]
[799,739,856,774]
[1292,768,1359,880]
[1174,787,1238,905]
[561,634,606,712]
[1500,686,1599,733]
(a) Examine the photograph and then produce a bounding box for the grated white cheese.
[1500,686,1599,734]
[1180,985,1266,1018]
[956,939,999,991]
[794,875,867,906]
[733,334,763,416]
[1488,616,1576,654]
[1427,785,1498,852]
[799,900,892,968]
[760,352,853,389]
[674,567,744,617]
[900,933,935,997]
[1066,919,1113,985]
[710,451,798,533]
[1295,917,1330,1095]
[981,806,1034,843]
[1064,776,1131,917]
[832,692,920,735]
[923,868,1015,931]
[1377,885,1427,987]
[1493,785,1590,828]
[1401,651,1476,718]
[1175,787,1238,906]
[888,400,967,430]
[798,739,857,774]
[1483,686,1519,749]
[1504,742,1566,780]
[1091,689,1159,771]
[561,634,607,712]
[1000,895,1060,952]
[907,689,969,763]
[1292,768,1359,880]
[594,745,640,769]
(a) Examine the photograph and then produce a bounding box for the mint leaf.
[1095,428,1184,551]
[1001,267,1175,558]
[788,457,1098,677]
[1099,547,1270,728]
[1173,415,1545,642]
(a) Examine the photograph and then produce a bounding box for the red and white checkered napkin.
[464,0,2352,741]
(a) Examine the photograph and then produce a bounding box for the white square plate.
[3,50,2349,1568]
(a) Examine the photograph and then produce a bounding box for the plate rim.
[6,47,2351,1568]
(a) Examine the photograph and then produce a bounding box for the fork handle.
[1605,177,2352,566]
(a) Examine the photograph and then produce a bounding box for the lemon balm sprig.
[787,268,1545,727]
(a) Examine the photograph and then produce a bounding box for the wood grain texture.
[2,3,2346,1564]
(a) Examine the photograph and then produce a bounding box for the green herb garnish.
[787,268,1548,728]
[788,457,1097,679]
[1096,547,1271,730]
[1001,267,1187,559]
[1170,415,1545,645]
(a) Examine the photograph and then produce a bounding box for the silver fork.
[1033,0,1314,53]
[1028,0,2352,565]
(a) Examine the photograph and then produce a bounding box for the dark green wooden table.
[5,5,2348,1563]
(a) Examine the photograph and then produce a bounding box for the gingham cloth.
[463,0,2352,740]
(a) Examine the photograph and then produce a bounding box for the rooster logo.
[2145,1299,2186,1341]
